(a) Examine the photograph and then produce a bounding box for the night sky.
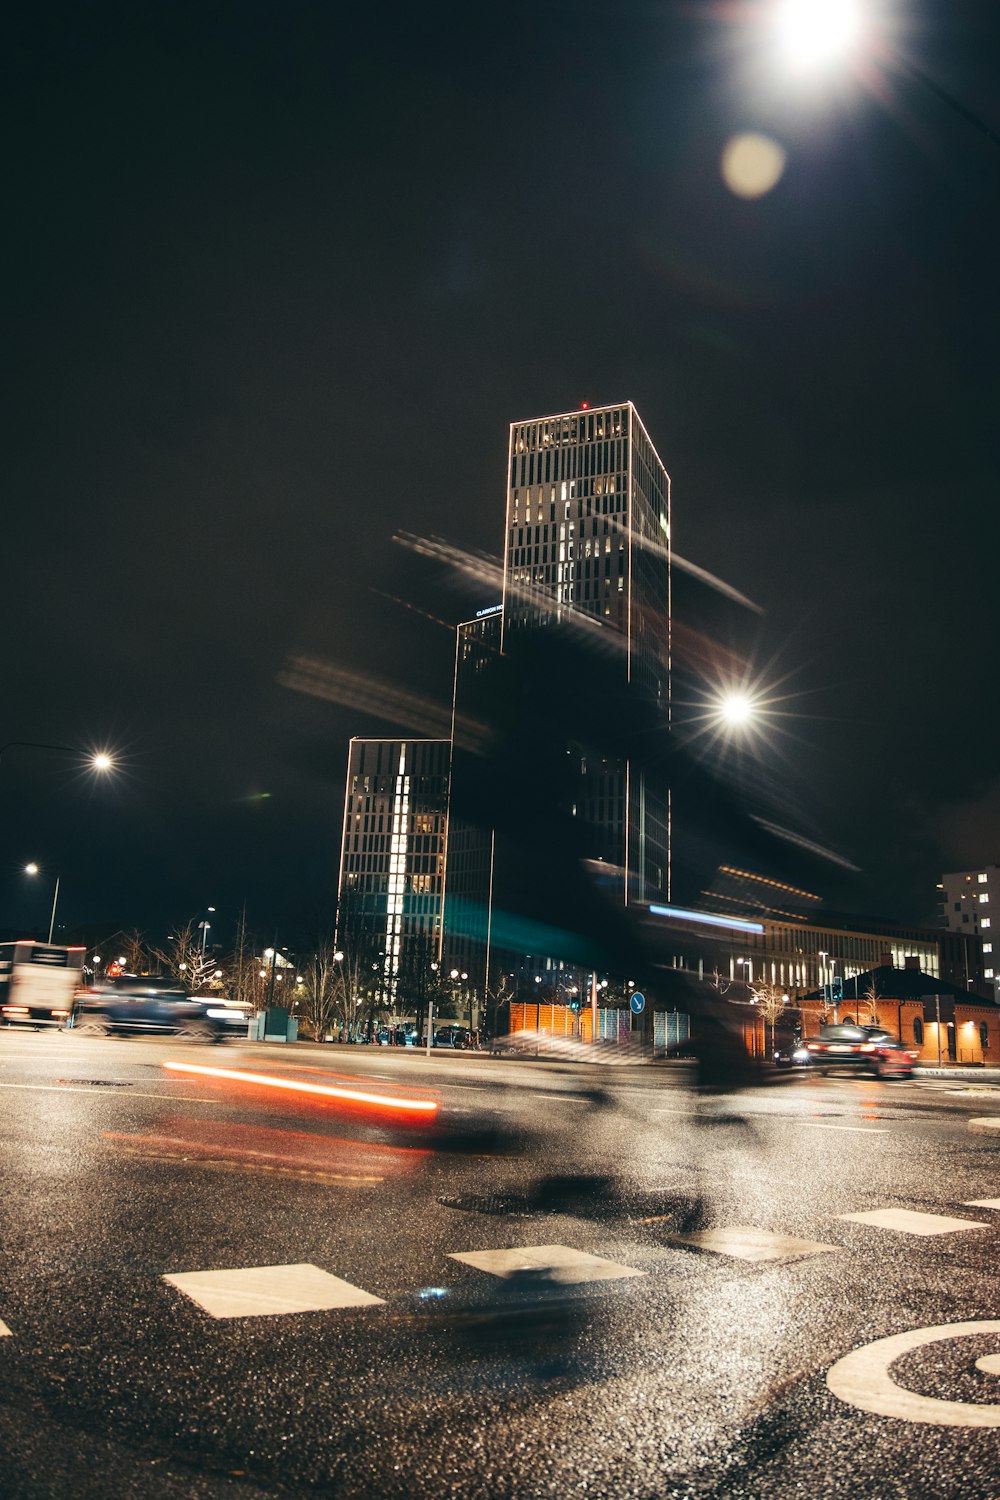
[5,1,999,950]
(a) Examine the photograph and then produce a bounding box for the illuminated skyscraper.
[335,738,449,1004]
[503,402,671,906]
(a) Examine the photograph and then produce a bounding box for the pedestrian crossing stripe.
[0,1320,11,1337]
[669,1227,839,1262]
[447,1244,645,1283]
[155,1199,1000,1321]
[837,1208,988,1236]
[163,1263,384,1319]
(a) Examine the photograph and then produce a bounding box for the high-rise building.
[335,738,450,1006]
[503,402,671,905]
[439,609,502,995]
[939,865,997,994]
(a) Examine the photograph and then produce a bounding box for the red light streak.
[162,1060,439,1115]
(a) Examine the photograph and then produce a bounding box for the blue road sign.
[630,991,645,1015]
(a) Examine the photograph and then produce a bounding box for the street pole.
[47,876,60,944]
[590,970,598,1046]
[935,992,942,1068]
[425,999,433,1057]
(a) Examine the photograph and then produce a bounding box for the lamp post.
[0,742,115,775]
[24,863,61,943]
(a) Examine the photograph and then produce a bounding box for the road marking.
[0,1082,219,1102]
[650,1107,706,1117]
[0,1320,11,1337]
[163,1263,384,1319]
[837,1208,988,1235]
[669,1227,840,1263]
[965,1199,1000,1210]
[802,1123,887,1134]
[969,1118,1000,1134]
[535,1094,589,1104]
[448,1244,645,1284]
[827,1321,1000,1426]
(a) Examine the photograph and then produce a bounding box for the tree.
[152,920,225,994]
[226,907,273,1013]
[298,940,345,1041]
[750,980,790,1057]
[394,931,443,1041]
[860,980,881,1027]
[334,891,383,1039]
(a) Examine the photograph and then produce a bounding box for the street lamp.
[774,0,862,71]
[0,741,117,774]
[768,0,1000,151]
[24,863,61,943]
[719,694,755,727]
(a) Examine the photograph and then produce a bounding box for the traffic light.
[569,998,581,1012]
[832,976,843,1001]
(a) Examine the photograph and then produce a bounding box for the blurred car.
[418,1025,470,1049]
[773,1043,811,1068]
[74,975,249,1041]
[801,1023,918,1078]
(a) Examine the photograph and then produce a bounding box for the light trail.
[161,1060,439,1115]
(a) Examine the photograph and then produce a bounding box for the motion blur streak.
[162,1061,439,1115]
[278,654,453,739]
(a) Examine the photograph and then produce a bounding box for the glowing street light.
[719,693,755,727]
[774,0,862,70]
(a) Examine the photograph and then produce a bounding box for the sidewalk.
[914,1065,1000,1082]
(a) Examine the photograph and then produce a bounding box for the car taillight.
[860,1043,876,1053]
[3,1006,29,1014]
[806,1043,819,1051]
[51,1009,70,1017]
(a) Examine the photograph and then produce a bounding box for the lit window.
[982,918,992,930]
[984,943,993,954]
[981,894,989,905]
[978,873,988,883]
[986,969,995,980]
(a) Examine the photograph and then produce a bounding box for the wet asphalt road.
[1,1030,999,1499]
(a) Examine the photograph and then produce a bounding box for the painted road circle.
[827,1321,1000,1426]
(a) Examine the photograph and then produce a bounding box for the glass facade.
[336,738,450,1001]
[503,403,671,907]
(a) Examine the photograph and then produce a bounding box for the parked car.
[74,975,249,1042]
[801,1023,918,1078]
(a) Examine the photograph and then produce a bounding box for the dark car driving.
[74,975,249,1041]
[802,1023,918,1079]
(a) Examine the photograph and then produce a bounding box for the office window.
[983,943,992,953]
[983,919,992,930]
[954,902,961,911]
[986,969,995,981]
[981,894,990,904]
[978,873,988,883]
[913,1017,923,1045]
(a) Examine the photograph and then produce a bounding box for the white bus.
[0,940,85,1028]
